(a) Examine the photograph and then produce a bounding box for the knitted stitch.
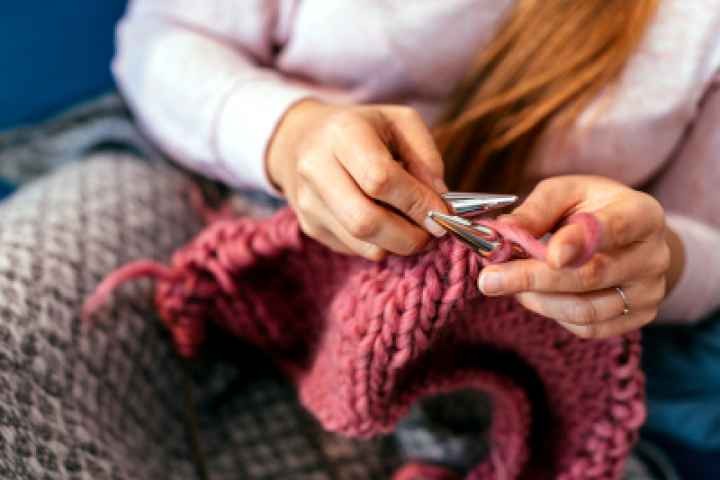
[85,208,645,479]
[394,462,463,480]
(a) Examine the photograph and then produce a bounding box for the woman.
[112,0,720,476]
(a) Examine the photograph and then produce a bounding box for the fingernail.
[478,271,503,295]
[424,215,447,238]
[433,178,449,193]
[555,244,578,268]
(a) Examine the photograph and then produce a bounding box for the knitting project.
[85,208,645,479]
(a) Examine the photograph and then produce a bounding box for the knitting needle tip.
[427,212,500,255]
[442,192,518,217]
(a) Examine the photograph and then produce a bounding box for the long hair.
[433,0,660,192]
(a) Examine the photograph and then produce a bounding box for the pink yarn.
[393,462,463,480]
[84,208,644,479]
[479,213,600,265]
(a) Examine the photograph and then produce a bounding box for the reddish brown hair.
[434,0,660,192]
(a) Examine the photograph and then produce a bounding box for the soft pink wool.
[85,209,644,479]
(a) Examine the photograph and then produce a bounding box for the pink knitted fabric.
[394,462,463,480]
[85,208,645,480]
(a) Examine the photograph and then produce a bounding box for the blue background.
[0,1,128,130]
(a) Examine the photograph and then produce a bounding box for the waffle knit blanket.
[86,207,645,480]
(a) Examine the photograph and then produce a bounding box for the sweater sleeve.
[112,0,345,194]
[651,78,720,324]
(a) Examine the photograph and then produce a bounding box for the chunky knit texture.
[393,462,463,480]
[86,208,645,480]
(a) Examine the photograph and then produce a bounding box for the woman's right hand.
[267,100,449,260]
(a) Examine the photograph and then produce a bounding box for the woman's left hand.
[478,176,675,339]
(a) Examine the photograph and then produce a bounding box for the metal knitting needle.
[427,212,501,257]
[442,192,518,217]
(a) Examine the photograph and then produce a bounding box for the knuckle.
[642,193,666,228]
[518,267,535,291]
[404,191,431,221]
[654,243,672,275]
[578,256,608,290]
[327,111,360,135]
[569,300,599,326]
[608,214,631,246]
[536,178,558,193]
[346,210,380,239]
[361,165,392,197]
[397,106,422,122]
[296,156,316,179]
[329,110,356,126]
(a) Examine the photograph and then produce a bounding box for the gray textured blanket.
[0,94,397,479]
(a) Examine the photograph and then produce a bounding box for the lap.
[0,153,205,479]
[0,153,395,479]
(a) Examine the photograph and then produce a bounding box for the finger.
[546,222,588,268]
[515,280,665,327]
[322,211,389,261]
[377,106,447,192]
[297,154,431,256]
[295,188,375,257]
[478,240,667,295]
[301,190,388,260]
[498,177,583,236]
[330,115,449,235]
[592,194,665,251]
[298,217,356,256]
[556,308,658,340]
[321,233,357,256]
[547,195,666,269]
[308,226,358,256]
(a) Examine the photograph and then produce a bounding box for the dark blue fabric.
[0,1,127,130]
[0,178,16,200]
[643,313,720,452]
[643,431,720,480]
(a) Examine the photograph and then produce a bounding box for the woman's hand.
[478,176,682,339]
[267,100,449,260]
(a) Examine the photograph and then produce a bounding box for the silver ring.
[615,287,631,316]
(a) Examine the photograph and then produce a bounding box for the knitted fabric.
[86,208,645,480]
[394,462,463,480]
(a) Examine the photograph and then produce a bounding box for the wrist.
[266,99,335,193]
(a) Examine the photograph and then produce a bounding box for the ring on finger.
[615,286,632,316]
